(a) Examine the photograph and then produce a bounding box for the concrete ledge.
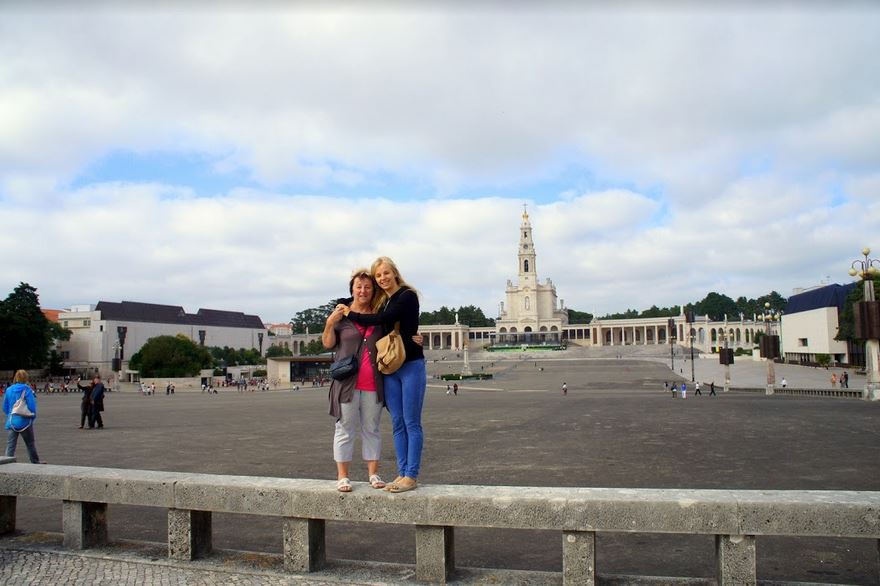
[68,468,185,508]
[2,464,879,539]
[773,388,863,399]
[0,463,82,500]
[0,457,14,466]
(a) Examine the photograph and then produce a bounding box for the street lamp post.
[686,310,696,382]
[688,327,696,381]
[718,320,732,392]
[759,302,781,395]
[849,247,880,400]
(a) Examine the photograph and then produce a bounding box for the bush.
[129,334,213,378]
[252,369,267,377]
[439,373,493,381]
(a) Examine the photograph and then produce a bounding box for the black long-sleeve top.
[346,286,424,363]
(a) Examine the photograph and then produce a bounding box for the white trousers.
[333,390,382,462]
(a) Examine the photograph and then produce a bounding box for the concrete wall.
[782,307,849,362]
[1,461,878,585]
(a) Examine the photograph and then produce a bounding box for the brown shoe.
[387,477,418,493]
[384,476,404,491]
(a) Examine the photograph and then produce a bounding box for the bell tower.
[518,204,537,288]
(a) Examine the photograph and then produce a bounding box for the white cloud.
[2,181,878,324]
[1,5,879,322]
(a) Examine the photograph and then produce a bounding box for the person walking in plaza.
[781,377,787,389]
[343,256,426,493]
[842,371,849,388]
[89,375,106,429]
[694,381,701,396]
[709,381,716,396]
[453,382,458,396]
[3,370,42,463]
[830,373,837,388]
[562,381,567,395]
[76,377,92,428]
[680,382,687,399]
[324,269,387,493]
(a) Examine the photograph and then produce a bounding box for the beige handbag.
[375,322,406,374]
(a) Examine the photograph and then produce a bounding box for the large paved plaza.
[4,357,880,584]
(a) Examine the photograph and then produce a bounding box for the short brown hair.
[12,369,28,384]
[349,267,378,297]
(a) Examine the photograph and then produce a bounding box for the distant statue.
[455,312,459,324]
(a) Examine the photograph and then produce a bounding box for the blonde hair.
[12,369,28,384]
[371,256,419,310]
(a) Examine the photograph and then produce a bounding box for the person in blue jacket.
[3,369,41,463]
[88,374,106,429]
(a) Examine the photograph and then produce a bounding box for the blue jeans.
[383,359,426,478]
[6,425,40,463]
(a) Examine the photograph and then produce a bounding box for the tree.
[456,305,495,326]
[49,320,72,343]
[47,350,65,375]
[836,281,879,343]
[301,339,327,355]
[207,345,266,366]
[266,344,293,358]
[291,301,337,334]
[420,305,495,326]
[639,305,680,318]
[734,291,787,320]
[0,282,53,369]
[600,309,639,319]
[129,334,213,377]
[567,309,594,324]
[690,292,739,321]
[420,306,454,325]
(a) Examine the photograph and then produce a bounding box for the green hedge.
[439,373,493,381]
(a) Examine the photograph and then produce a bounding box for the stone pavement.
[0,538,562,585]
[0,547,331,586]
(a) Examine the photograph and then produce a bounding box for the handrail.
[2,461,879,584]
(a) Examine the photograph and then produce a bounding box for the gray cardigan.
[328,318,385,419]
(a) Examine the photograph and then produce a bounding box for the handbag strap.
[337,320,366,361]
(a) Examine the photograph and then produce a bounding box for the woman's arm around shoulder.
[322,306,346,349]
[346,287,416,326]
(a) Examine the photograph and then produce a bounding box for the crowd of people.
[0,374,113,395]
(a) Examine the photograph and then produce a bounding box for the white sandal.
[336,477,352,492]
[369,474,386,489]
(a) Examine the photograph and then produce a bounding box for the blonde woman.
[343,257,425,493]
[323,269,387,492]
[3,369,42,463]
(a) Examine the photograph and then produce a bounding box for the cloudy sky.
[2,3,879,324]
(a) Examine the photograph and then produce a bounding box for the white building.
[780,283,858,365]
[59,301,267,379]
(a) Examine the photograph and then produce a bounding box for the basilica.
[494,207,569,345]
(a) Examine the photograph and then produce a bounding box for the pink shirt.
[354,324,376,392]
